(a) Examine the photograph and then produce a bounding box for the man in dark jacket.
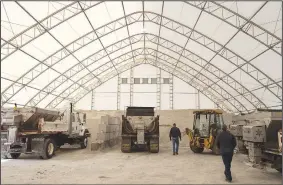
[169,123,181,155]
[216,124,237,182]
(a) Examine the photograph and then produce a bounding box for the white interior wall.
[75,64,215,110]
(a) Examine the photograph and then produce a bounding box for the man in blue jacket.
[216,124,237,182]
[169,123,181,155]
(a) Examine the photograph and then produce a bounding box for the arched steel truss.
[1,1,282,113]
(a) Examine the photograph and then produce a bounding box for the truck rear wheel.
[10,145,22,159]
[149,138,159,153]
[40,138,55,159]
[276,168,282,173]
[10,153,21,159]
[121,138,131,153]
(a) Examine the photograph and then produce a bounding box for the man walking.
[169,123,181,155]
[216,124,237,182]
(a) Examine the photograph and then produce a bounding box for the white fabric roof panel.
[1,1,282,113]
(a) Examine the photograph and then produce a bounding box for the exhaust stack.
[67,103,73,135]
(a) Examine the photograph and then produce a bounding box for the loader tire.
[121,138,131,153]
[149,138,159,153]
[40,138,55,159]
[190,143,204,153]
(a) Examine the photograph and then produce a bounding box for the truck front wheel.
[40,138,55,159]
[80,136,88,149]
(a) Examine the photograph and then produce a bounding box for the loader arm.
[185,128,194,142]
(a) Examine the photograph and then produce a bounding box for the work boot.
[173,152,175,155]
[176,152,178,155]
[225,178,232,183]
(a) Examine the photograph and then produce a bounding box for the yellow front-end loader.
[185,109,224,155]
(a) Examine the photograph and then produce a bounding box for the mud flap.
[149,138,159,153]
[121,137,131,153]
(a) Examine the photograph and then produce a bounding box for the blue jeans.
[222,153,233,181]
[172,137,179,153]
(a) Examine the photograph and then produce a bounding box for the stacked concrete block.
[85,114,122,151]
[108,117,122,146]
[242,123,266,143]
[245,142,263,163]
[86,118,100,142]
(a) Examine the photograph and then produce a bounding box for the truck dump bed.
[1,107,61,132]
[126,107,155,117]
[122,107,158,135]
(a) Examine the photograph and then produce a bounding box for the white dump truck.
[1,103,90,159]
[230,109,282,172]
[121,106,160,153]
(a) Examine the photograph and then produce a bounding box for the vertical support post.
[117,74,121,110]
[130,67,134,106]
[169,73,173,110]
[195,89,200,109]
[156,68,161,110]
[91,89,95,110]
[198,90,200,109]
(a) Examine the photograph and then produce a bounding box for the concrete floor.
[1,146,282,184]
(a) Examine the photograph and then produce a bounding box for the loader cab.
[193,109,224,138]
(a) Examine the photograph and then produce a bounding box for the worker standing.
[216,124,237,182]
[13,103,17,111]
[169,123,181,155]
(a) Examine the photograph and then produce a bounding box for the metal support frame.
[1,1,103,61]
[184,1,282,56]
[1,16,280,111]
[93,91,196,94]
[169,73,174,110]
[130,67,134,106]
[91,90,95,110]
[172,2,207,74]
[188,2,268,96]
[122,1,136,65]
[2,2,280,62]
[71,57,233,113]
[1,8,281,113]
[27,34,266,111]
[78,2,118,74]
[156,68,162,110]
[2,13,282,109]
[117,74,121,110]
[45,48,243,112]
[2,33,280,112]
[16,2,101,81]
